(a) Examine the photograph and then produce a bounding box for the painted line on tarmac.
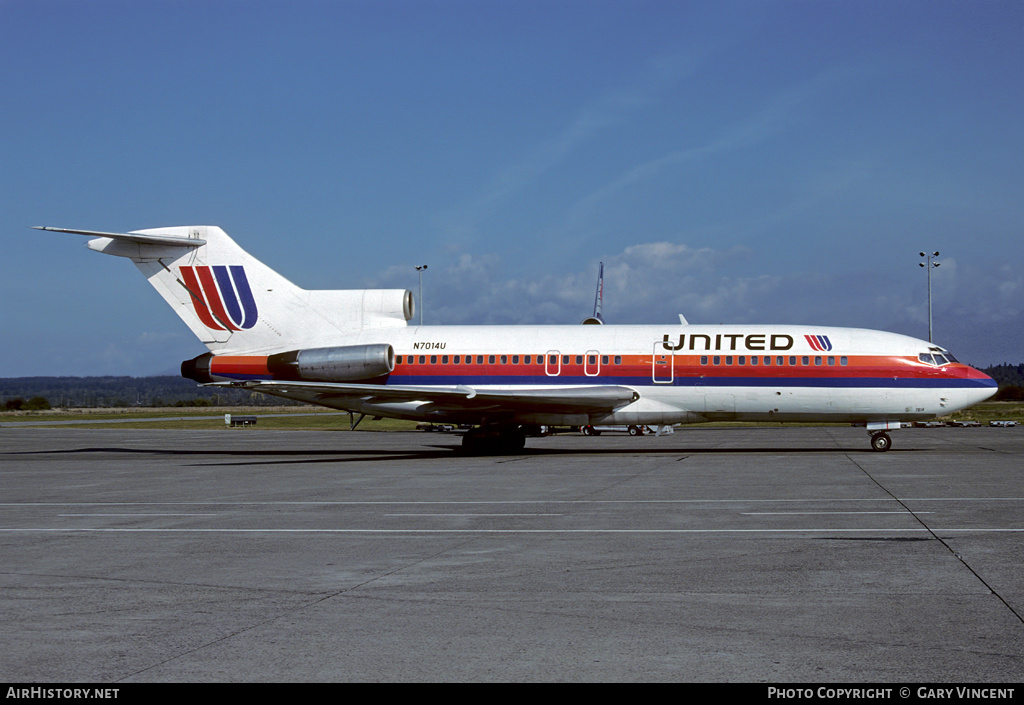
[2,527,1022,534]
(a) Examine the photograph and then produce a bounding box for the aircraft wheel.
[501,428,526,452]
[462,429,484,452]
[462,426,526,454]
[870,432,892,452]
[581,425,594,436]
[628,425,642,436]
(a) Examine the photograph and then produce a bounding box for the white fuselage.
[251,323,996,427]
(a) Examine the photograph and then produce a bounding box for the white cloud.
[364,237,1022,367]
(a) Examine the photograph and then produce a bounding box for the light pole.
[919,251,940,343]
[415,265,428,326]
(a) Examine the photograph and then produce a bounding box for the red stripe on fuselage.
[200,352,987,386]
[390,354,981,382]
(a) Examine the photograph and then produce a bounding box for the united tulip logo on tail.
[804,334,833,352]
[180,265,258,331]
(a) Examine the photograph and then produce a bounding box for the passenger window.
[788,356,796,366]
[713,356,721,365]
[738,356,746,365]
[396,355,403,364]
[488,355,495,364]
[750,356,758,366]
[431,356,437,364]
[701,356,708,365]
[500,355,507,364]
[827,356,835,366]
[763,356,771,366]
[575,356,583,365]
[614,356,622,365]
[524,355,531,364]
[840,356,848,366]
[814,356,822,366]
[726,356,733,365]
[419,356,425,364]
[602,356,609,364]
[801,356,809,366]
[442,355,448,364]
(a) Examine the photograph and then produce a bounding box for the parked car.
[416,423,456,432]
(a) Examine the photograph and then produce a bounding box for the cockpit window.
[920,350,957,366]
[928,347,958,364]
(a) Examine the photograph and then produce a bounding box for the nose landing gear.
[870,432,892,452]
[864,421,901,452]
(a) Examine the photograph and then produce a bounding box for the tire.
[870,432,892,452]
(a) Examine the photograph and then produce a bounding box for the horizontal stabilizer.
[34,226,205,247]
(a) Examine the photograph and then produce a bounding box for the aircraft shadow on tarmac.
[8,442,927,467]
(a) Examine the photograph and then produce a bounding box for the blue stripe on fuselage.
[386,374,996,389]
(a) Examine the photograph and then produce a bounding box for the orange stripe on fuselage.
[392,353,975,381]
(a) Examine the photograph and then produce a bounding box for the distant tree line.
[986,364,1024,401]
[0,376,303,409]
[4,397,52,411]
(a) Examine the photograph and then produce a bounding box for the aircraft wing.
[214,380,639,414]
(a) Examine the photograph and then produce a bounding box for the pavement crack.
[112,537,481,682]
[845,453,1024,628]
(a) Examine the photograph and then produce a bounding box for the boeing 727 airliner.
[38,225,997,453]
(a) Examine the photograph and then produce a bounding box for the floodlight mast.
[415,265,428,326]
[919,251,940,343]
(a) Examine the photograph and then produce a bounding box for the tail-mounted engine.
[182,344,395,384]
[267,344,395,381]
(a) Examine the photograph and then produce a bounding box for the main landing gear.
[461,424,527,455]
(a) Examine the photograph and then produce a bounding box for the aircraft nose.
[963,365,999,404]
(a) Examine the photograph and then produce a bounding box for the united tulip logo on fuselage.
[804,334,833,352]
[180,265,258,331]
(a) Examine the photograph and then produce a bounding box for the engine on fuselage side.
[181,344,395,384]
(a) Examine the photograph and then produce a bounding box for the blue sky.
[2,0,1022,377]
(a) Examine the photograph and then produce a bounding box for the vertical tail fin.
[39,226,413,353]
[581,261,604,325]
